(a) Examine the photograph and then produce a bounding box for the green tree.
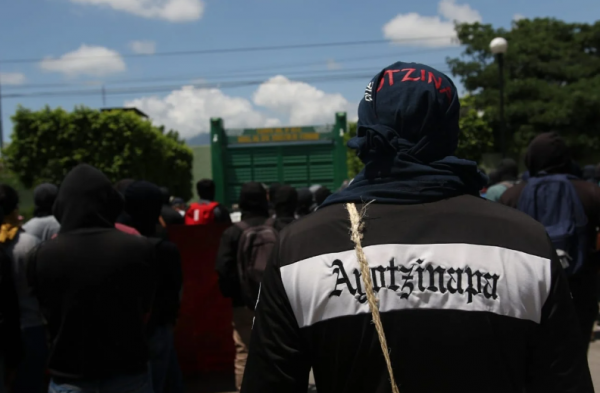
[447,18,600,159]
[344,96,493,178]
[5,106,194,200]
[456,96,494,161]
[344,122,363,179]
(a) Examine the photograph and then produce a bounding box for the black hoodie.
[124,181,182,329]
[273,185,297,231]
[27,165,158,379]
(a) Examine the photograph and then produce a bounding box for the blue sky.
[1,0,598,141]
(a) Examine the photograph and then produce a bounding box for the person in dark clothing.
[485,158,519,202]
[314,186,332,208]
[189,179,231,224]
[23,183,60,242]
[0,205,23,393]
[241,63,592,393]
[501,132,600,352]
[582,165,598,184]
[268,183,281,217]
[113,178,141,235]
[159,187,184,226]
[295,188,313,218]
[124,181,184,393]
[0,184,45,393]
[572,161,584,179]
[27,165,157,393]
[273,186,297,231]
[216,182,269,392]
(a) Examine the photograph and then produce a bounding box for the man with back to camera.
[500,132,600,352]
[27,165,157,393]
[185,179,231,225]
[241,62,593,393]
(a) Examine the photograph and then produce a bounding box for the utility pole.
[0,67,4,152]
[102,85,106,107]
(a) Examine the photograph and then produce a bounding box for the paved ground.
[186,342,600,392]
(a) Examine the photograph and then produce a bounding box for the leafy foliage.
[5,106,194,200]
[456,96,494,161]
[447,18,600,159]
[345,122,363,179]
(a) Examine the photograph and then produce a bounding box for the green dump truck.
[210,113,348,207]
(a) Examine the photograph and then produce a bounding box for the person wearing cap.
[241,63,592,392]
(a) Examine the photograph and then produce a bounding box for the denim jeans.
[149,326,183,393]
[13,325,49,393]
[48,371,153,393]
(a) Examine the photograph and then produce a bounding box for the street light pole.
[490,37,508,158]
[497,53,505,158]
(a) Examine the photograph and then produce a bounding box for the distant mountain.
[186,133,211,146]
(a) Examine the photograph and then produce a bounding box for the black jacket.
[215,213,268,307]
[0,245,21,367]
[27,165,158,379]
[242,196,592,393]
[148,239,182,330]
[161,205,184,226]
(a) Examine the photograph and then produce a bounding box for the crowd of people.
[0,161,332,393]
[0,60,597,393]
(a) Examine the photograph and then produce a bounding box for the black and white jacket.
[241,195,593,393]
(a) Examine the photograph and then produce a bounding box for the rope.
[346,203,400,393]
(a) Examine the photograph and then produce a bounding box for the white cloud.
[130,40,156,55]
[39,45,126,77]
[513,13,526,21]
[0,72,26,85]
[326,59,342,70]
[70,0,204,22]
[125,76,358,138]
[125,86,280,139]
[383,0,482,47]
[438,0,481,23]
[253,76,355,125]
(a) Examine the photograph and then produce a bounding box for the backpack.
[236,218,278,310]
[185,202,219,225]
[517,173,589,275]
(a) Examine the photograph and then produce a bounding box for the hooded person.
[295,188,314,218]
[501,132,600,352]
[113,179,141,236]
[215,182,269,391]
[268,183,282,217]
[314,186,332,208]
[26,164,158,393]
[0,184,44,393]
[484,158,519,202]
[241,63,592,393]
[23,183,61,241]
[273,185,297,231]
[124,181,183,393]
[159,187,184,226]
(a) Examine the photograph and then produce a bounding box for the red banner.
[168,224,235,375]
